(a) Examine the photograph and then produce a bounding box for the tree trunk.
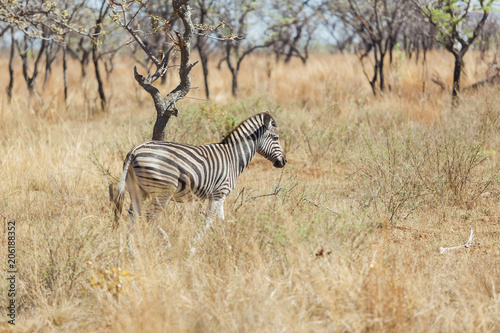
[79,38,89,78]
[225,43,239,97]
[284,25,304,64]
[44,44,52,87]
[284,46,293,64]
[415,39,420,63]
[231,69,238,97]
[93,50,106,110]
[196,6,210,100]
[378,58,385,92]
[369,46,379,96]
[196,36,210,99]
[19,37,46,96]
[63,41,68,102]
[452,54,462,105]
[388,39,394,65]
[377,42,386,93]
[93,18,106,110]
[423,43,427,64]
[43,42,58,87]
[6,29,14,102]
[199,49,210,99]
[370,61,378,96]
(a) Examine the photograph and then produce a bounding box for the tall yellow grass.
[0,50,499,332]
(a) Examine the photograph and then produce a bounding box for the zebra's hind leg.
[126,180,146,258]
[147,194,173,249]
[126,204,137,258]
[190,196,226,254]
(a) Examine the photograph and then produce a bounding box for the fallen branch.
[463,75,500,91]
[439,227,477,254]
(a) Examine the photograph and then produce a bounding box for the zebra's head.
[257,112,287,168]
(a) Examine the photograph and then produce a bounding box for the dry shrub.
[353,100,499,223]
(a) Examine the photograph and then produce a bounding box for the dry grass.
[0,50,500,332]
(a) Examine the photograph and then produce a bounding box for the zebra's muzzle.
[273,156,287,168]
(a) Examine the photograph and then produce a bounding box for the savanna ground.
[1,49,500,332]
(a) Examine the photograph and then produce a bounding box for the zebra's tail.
[111,152,133,229]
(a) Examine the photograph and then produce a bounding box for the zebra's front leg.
[217,202,225,220]
[190,196,226,254]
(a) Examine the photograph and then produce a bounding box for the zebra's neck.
[220,118,265,174]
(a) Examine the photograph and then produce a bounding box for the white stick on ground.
[439,227,475,254]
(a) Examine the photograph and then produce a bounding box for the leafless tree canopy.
[1,0,499,118]
[325,0,411,95]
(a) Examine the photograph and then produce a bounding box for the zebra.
[112,111,287,252]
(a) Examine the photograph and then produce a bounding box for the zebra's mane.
[220,113,272,144]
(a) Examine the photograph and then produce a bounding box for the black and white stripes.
[113,112,286,249]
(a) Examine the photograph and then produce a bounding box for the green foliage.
[423,0,495,50]
[200,103,237,139]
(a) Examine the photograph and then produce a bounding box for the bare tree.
[43,39,61,87]
[57,0,89,102]
[269,0,319,65]
[194,0,217,99]
[110,0,198,141]
[322,16,356,54]
[401,15,436,64]
[477,12,500,54]
[413,0,495,104]
[6,26,15,101]
[328,0,410,95]
[1,0,118,105]
[92,0,110,110]
[67,37,92,78]
[215,0,272,97]
[16,33,47,97]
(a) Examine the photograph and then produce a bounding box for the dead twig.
[301,196,340,216]
[233,170,296,212]
[439,227,477,254]
[233,186,282,212]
